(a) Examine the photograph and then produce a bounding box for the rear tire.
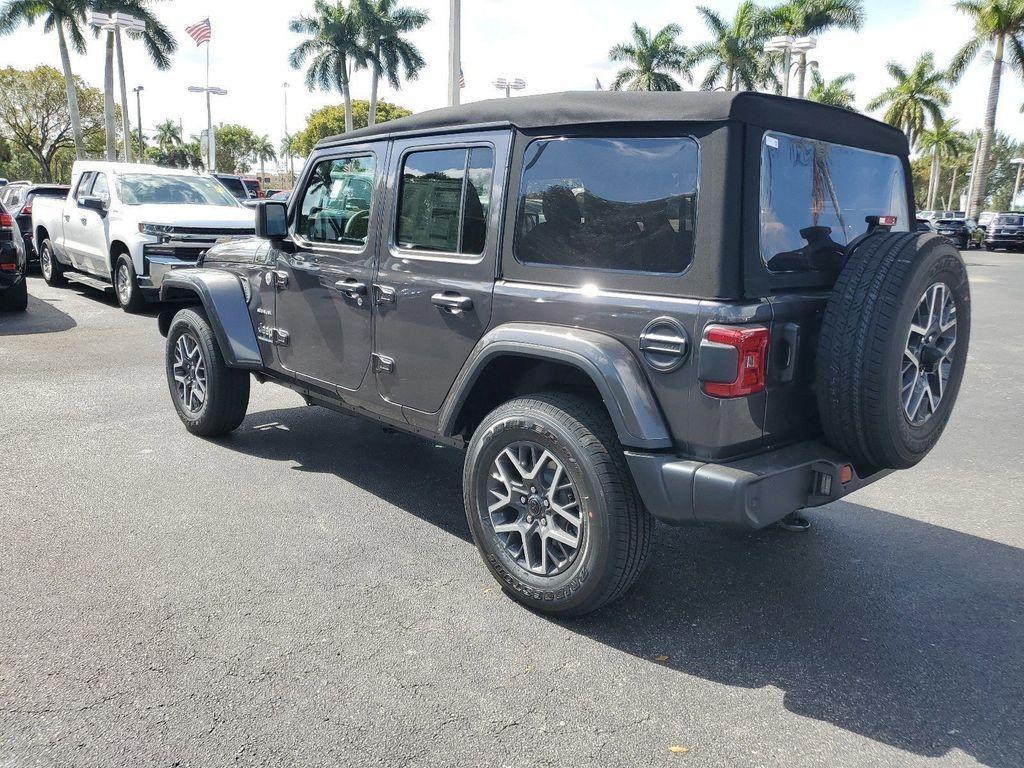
[165,308,250,436]
[817,232,970,471]
[0,276,27,312]
[39,239,65,287]
[114,254,145,313]
[463,393,653,617]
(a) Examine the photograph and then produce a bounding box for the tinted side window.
[297,155,376,245]
[91,173,109,202]
[395,147,494,255]
[514,137,698,274]
[760,131,909,274]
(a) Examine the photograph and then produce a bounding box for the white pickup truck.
[33,161,255,312]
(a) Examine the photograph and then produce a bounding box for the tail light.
[701,325,770,398]
[19,203,31,216]
[0,212,13,228]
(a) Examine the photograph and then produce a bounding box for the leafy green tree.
[0,0,91,158]
[867,52,950,150]
[766,0,865,97]
[153,118,182,149]
[920,120,969,210]
[359,0,427,127]
[806,70,857,109]
[947,0,1024,217]
[609,22,690,91]
[0,65,104,180]
[290,0,374,134]
[688,2,775,92]
[294,99,411,156]
[213,123,259,174]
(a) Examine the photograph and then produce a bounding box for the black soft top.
[317,90,909,157]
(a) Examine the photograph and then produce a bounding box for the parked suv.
[158,92,971,616]
[984,212,1024,251]
[0,201,28,312]
[933,217,980,249]
[0,182,70,263]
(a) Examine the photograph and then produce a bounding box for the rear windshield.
[242,180,260,195]
[217,176,248,199]
[514,137,698,274]
[994,214,1024,226]
[760,131,909,275]
[936,219,963,226]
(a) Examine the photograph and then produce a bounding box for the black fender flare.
[439,323,673,451]
[160,268,263,369]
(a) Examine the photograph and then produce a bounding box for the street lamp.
[763,35,816,98]
[132,86,144,154]
[493,77,526,98]
[1011,158,1024,211]
[87,11,146,163]
[188,85,228,170]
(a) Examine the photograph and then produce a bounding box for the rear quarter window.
[514,136,698,274]
[760,131,909,275]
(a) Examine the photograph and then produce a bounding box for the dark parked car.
[157,92,971,616]
[212,173,251,201]
[933,217,979,249]
[0,201,28,311]
[984,212,1024,251]
[914,218,932,232]
[0,182,71,262]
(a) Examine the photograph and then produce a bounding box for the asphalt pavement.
[1,252,1021,767]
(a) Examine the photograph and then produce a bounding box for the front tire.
[463,393,653,617]
[165,308,250,436]
[39,239,65,287]
[114,254,145,313]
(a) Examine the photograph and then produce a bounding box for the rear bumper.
[985,237,1024,249]
[626,441,889,530]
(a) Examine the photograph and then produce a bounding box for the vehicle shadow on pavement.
[0,294,77,335]
[223,405,1022,767]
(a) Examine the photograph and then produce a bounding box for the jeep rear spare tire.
[816,231,970,471]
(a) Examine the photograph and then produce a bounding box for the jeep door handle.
[335,278,367,298]
[431,293,473,314]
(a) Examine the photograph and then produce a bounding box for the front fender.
[439,323,672,451]
[160,268,262,369]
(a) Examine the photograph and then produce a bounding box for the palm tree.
[91,0,176,162]
[766,0,865,98]
[867,52,950,150]
[153,119,181,149]
[290,0,374,134]
[945,129,975,210]
[280,133,297,185]
[359,0,427,127]
[0,0,89,158]
[947,0,1024,217]
[920,119,968,210]
[609,22,690,91]
[806,70,857,108]
[251,135,276,185]
[688,3,775,92]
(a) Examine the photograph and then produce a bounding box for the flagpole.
[448,0,460,107]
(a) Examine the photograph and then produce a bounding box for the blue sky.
[1,0,1020,171]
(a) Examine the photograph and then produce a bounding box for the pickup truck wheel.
[39,239,65,287]
[165,308,250,436]
[114,255,145,313]
[463,393,653,617]
[817,232,970,471]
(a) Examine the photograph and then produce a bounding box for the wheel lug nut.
[543,500,549,507]
[530,486,536,493]
[520,496,527,504]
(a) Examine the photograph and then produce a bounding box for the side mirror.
[255,200,288,240]
[80,194,107,214]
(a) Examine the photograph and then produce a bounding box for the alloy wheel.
[485,441,584,577]
[40,245,51,280]
[902,282,957,426]
[172,332,208,415]
[116,262,132,305]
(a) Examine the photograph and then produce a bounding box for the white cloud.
[0,0,1019,172]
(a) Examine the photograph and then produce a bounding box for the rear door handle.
[335,278,367,298]
[431,292,473,314]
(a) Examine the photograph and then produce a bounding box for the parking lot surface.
[1,252,1022,768]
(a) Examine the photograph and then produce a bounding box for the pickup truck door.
[371,130,510,414]
[271,141,388,393]
[77,171,112,276]
[60,171,93,269]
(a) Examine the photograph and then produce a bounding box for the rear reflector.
[0,213,13,228]
[0,262,16,272]
[702,325,770,398]
[878,215,898,227]
[840,464,854,484]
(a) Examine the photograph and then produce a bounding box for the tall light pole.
[188,85,227,171]
[492,77,526,98]
[448,0,461,107]
[283,82,293,186]
[132,86,144,155]
[87,11,145,162]
[1011,158,1024,211]
[763,35,816,98]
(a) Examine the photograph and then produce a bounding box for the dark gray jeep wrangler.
[158,92,970,616]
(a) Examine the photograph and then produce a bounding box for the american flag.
[185,18,211,46]
[459,67,466,89]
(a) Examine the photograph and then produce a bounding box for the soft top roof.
[317,90,909,156]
